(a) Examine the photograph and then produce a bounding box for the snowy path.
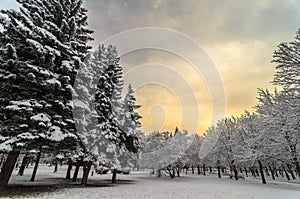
[4,165,300,199]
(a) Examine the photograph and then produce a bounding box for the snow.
[11,100,32,107]
[56,154,64,159]
[33,26,69,50]
[27,64,52,77]
[62,61,73,72]
[3,73,16,80]
[65,119,75,124]
[5,105,22,111]
[0,135,6,141]
[7,100,44,110]
[17,132,38,140]
[48,126,65,142]
[30,113,51,122]
[26,39,45,54]
[45,78,61,87]
[6,165,300,199]
[0,143,12,152]
[44,45,61,56]
[73,99,90,111]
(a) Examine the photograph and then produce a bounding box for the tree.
[272,29,300,93]
[115,85,143,170]
[73,45,143,183]
[271,28,300,177]
[255,89,300,177]
[184,133,203,174]
[140,129,191,178]
[0,0,93,188]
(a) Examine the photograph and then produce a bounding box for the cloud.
[85,0,300,46]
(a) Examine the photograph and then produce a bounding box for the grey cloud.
[84,0,300,47]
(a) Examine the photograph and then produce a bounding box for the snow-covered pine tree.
[94,47,120,145]
[0,0,93,187]
[73,45,129,177]
[119,84,142,152]
[116,84,143,170]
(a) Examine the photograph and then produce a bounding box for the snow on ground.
[3,165,300,199]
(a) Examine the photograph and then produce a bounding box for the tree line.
[139,29,300,184]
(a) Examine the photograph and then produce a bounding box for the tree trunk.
[26,157,31,168]
[157,169,161,178]
[250,167,255,177]
[279,168,284,177]
[269,166,275,180]
[294,161,300,178]
[217,166,221,178]
[258,160,266,184]
[244,167,248,177]
[233,167,238,180]
[202,164,206,176]
[209,166,212,173]
[66,159,73,179]
[197,165,200,175]
[221,167,225,173]
[265,167,270,176]
[53,160,58,173]
[30,150,41,182]
[272,164,278,178]
[287,164,296,180]
[0,155,5,167]
[18,155,29,176]
[255,168,260,176]
[283,166,290,180]
[73,161,81,182]
[274,168,278,178]
[172,168,176,178]
[295,168,300,178]
[112,169,117,183]
[176,167,180,177]
[185,166,189,175]
[0,151,20,188]
[191,165,194,174]
[166,167,175,179]
[81,161,92,186]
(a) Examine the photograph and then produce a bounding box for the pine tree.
[74,45,125,172]
[0,0,93,187]
[119,84,142,152]
[117,84,142,169]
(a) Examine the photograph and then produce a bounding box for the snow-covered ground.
[3,165,300,199]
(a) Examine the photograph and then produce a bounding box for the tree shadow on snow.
[0,178,136,198]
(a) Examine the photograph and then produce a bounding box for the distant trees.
[201,29,300,184]
[140,129,194,178]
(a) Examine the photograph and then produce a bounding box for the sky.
[1,0,300,134]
